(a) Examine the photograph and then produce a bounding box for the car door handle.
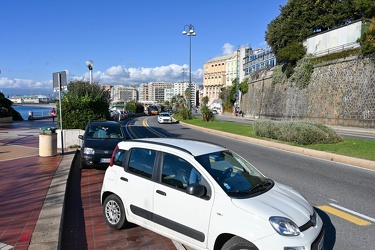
[120,177,128,182]
[156,190,166,196]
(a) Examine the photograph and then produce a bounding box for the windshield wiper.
[249,179,272,194]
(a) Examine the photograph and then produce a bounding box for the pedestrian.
[51,108,56,122]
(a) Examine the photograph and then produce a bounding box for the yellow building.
[203,53,235,106]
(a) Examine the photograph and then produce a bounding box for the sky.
[0,0,288,97]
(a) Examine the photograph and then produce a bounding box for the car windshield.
[160,113,170,117]
[86,124,124,139]
[195,150,272,198]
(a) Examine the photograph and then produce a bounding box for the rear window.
[86,124,124,139]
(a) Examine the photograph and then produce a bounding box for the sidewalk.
[0,118,71,249]
[0,118,177,250]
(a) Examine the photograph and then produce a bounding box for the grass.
[181,118,375,162]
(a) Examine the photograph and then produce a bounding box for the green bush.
[58,80,111,130]
[200,106,215,122]
[174,108,193,121]
[254,120,342,145]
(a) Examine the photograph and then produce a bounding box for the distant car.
[109,110,119,121]
[100,138,324,250]
[127,110,134,117]
[212,109,218,114]
[158,112,172,124]
[117,110,126,120]
[78,120,126,169]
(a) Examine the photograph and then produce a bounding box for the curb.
[181,122,375,171]
[28,151,76,250]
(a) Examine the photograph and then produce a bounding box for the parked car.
[101,138,324,250]
[212,109,218,115]
[119,110,128,120]
[109,109,119,121]
[157,112,173,124]
[78,120,125,169]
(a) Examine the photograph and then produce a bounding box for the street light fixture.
[182,24,196,110]
[86,60,94,84]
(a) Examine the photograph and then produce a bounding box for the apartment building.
[111,85,138,104]
[147,82,173,103]
[173,81,198,107]
[243,47,276,76]
[137,83,148,102]
[203,54,233,105]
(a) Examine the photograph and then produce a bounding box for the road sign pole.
[58,73,64,155]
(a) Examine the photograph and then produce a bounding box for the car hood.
[231,182,313,226]
[83,138,123,151]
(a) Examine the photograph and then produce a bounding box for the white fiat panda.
[101,138,324,250]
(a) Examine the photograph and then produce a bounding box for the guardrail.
[28,110,52,120]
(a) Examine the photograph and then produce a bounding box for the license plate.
[100,158,110,163]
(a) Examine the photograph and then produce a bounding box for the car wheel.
[103,194,128,229]
[221,236,257,250]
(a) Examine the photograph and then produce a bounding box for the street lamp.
[86,60,94,84]
[182,24,196,110]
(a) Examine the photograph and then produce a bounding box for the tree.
[219,86,234,110]
[201,96,209,107]
[58,80,111,130]
[0,93,23,120]
[170,94,187,112]
[359,18,375,55]
[265,0,375,70]
[199,96,214,121]
[239,78,249,94]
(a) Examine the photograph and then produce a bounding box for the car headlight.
[269,216,300,236]
[83,147,95,155]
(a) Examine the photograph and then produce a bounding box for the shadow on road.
[316,207,336,250]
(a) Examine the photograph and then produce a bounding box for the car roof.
[88,120,120,126]
[119,138,226,156]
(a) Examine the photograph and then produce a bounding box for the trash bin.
[39,126,57,157]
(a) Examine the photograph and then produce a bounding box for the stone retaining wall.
[240,56,375,128]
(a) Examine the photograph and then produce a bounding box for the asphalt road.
[125,115,375,250]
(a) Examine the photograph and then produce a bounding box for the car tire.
[221,236,257,250]
[103,194,128,229]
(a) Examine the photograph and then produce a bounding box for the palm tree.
[202,96,209,107]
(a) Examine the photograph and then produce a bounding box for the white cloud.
[222,43,235,55]
[0,63,204,96]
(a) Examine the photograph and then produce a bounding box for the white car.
[158,112,173,123]
[101,138,324,250]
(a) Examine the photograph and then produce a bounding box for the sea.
[13,105,56,120]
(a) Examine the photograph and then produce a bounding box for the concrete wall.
[240,56,375,128]
[56,129,85,149]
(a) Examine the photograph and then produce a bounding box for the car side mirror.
[78,135,83,140]
[186,183,206,197]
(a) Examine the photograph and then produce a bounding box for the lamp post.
[86,60,94,84]
[182,24,196,110]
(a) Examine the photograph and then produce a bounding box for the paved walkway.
[0,118,178,250]
[0,119,64,249]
